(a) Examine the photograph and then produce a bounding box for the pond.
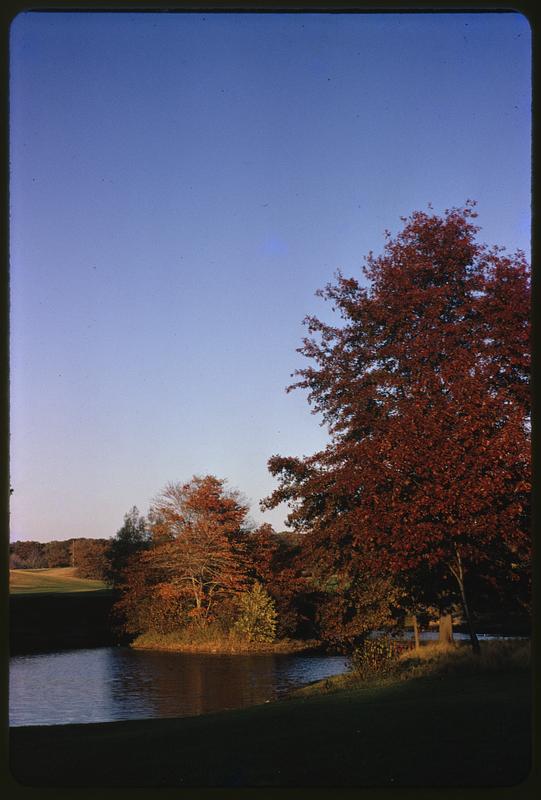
[9,646,350,727]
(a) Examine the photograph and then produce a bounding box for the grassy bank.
[10,663,531,787]
[132,628,320,655]
[293,639,531,697]
[10,588,116,654]
[9,567,107,594]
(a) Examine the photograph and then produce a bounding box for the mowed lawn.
[9,567,107,594]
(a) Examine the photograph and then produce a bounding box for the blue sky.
[9,11,531,541]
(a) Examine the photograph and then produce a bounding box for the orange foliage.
[115,476,250,634]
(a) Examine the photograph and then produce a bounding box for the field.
[9,668,531,788]
[9,567,107,595]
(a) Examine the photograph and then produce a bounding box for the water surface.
[10,646,350,727]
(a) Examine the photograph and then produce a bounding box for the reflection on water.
[10,647,350,727]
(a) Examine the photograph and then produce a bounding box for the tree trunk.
[451,546,480,654]
[456,576,480,654]
[412,614,420,650]
[438,612,454,644]
[191,577,202,614]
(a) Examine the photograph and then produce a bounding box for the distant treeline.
[9,529,299,585]
[9,538,110,580]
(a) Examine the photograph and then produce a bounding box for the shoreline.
[130,637,323,656]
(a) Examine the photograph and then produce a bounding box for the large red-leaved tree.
[263,203,530,651]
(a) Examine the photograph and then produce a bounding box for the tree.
[74,538,110,580]
[9,541,46,569]
[246,524,308,637]
[115,476,250,634]
[263,204,530,652]
[44,540,71,568]
[111,547,161,635]
[106,506,150,588]
[234,582,278,642]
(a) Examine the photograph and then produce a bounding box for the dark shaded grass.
[10,590,116,654]
[9,670,531,788]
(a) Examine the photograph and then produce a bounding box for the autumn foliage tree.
[9,541,46,569]
[74,538,110,581]
[44,539,71,568]
[114,476,250,635]
[245,524,310,637]
[263,204,530,651]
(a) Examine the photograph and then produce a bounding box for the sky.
[9,11,531,541]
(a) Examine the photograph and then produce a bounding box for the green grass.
[9,567,108,595]
[10,667,531,787]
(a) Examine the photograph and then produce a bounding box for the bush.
[352,637,412,680]
[234,582,277,643]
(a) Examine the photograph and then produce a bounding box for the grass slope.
[9,567,107,595]
[10,669,531,788]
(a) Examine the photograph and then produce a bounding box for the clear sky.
[9,11,531,541]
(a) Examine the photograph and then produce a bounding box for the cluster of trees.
[109,479,386,644]
[10,508,151,583]
[111,208,529,651]
[12,206,530,651]
[9,538,110,578]
[10,540,54,570]
[111,477,288,642]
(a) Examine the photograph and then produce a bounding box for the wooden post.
[412,614,420,651]
[439,612,454,644]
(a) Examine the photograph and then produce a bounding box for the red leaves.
[264,205,530,629]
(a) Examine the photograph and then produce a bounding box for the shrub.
[234,582,278,643]
[352,637,412,680]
